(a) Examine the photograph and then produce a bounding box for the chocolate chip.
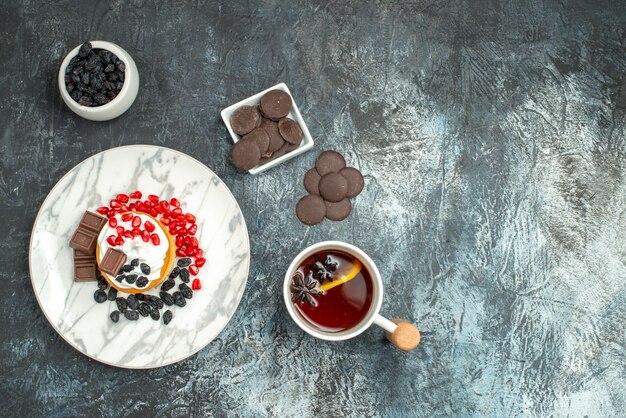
[277,118,303,145]
[260,118,285,154]
[318,172,348,202]
[325,198,352,221]
[242,127,270,155]
[260,89,292,120]
[303,168,321,195]
[230,138,261,171]
[296,195,326,225]
[315,151,346,175]
[339,167,364,198]
[230,105,261,136]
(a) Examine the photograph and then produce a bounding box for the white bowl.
[220,83,314,175]
[58,41,139,121]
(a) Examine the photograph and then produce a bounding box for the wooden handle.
[385,319,421,351]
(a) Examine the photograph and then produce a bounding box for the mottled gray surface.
[1,0,625,416]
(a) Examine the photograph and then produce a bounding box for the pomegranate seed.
[179,227,188,235]
[188,224,197,235]
[187,248,197,257]
[175,214,184,221]
[160,200,170,211]
[195,257,206,267]
[130,191,142,199]
[110,199,121,208]
[116,226,124,235]
[161,217,171,225]
[189,265,199,275]
[119,204,128,212]
[195,249,204,258]
[121,213,133,222]
[185,213,196,223]
[116,193,129,203]
[136,203,146,212]
[141,230,150,242]
[107,235,116,246]
[169,226,178,235]
[183,237,191,245]
[192,279,201,290]
[172,207,183,215]
[155,205,165,214]
[107,211,117,218]
[150,208,158,217]
[132,227,142,237]
[144,200,153,208]
[190,237,199,248]
[176,248,187,257]
[176,236,184,247]
[148,194,159,203]
[96,206,109,215]
[151,233,160,245]
[145,221,155,233]
[170,220,178,228]
[108,218,117,227]
[124,231,133,239]
[115,236,124,245]
[132,216,141,228]
[128,203,136,211]
[170,198,180,207]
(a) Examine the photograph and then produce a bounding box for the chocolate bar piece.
[99,248,127,276]
[74,262,98,282]
[79,211,107,234]
[69,227,97,254]
[74,249,94,263]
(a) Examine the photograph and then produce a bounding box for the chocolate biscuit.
[278,118,303,145]
[303,168,321,195]
[325,198,352,221]
[231,139,261,171]
[260,118,285,154]
[339,167,364,198]
[242,127,270,155]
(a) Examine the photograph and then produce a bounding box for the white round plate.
[29,145,250,368]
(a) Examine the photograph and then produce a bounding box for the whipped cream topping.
[97,212,169,290]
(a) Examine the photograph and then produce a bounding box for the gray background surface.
[1,1,625,417]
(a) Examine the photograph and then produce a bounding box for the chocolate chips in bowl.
[57,40,139,121]
[221,83,314,174]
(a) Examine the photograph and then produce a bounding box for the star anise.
[290,271,321,307]
[308,255,338,284]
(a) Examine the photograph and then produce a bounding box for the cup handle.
[373,314,421,351]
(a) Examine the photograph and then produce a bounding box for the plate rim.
[28,144,250,369]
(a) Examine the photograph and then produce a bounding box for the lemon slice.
[318,260,362,292]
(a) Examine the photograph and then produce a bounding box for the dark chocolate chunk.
[296,195,326,225]
[163,310,173,325]
[69,227,97,255]
[339,167,364,198]
[260,118,285,154]
[242,127,270,155]
[278,118,303,145]
[260,90,292,120]
[74,262,98,282]
[325,198,352,221]
[110,311,120,323]
[230,139,261,171]
[124,310,139,321]
[315,151,346,176]
[99,248,127,276]
[303,168,321,195]
[230,105,261,136]
[318,172,348,202]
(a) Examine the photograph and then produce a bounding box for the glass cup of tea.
[283,241,420,350]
